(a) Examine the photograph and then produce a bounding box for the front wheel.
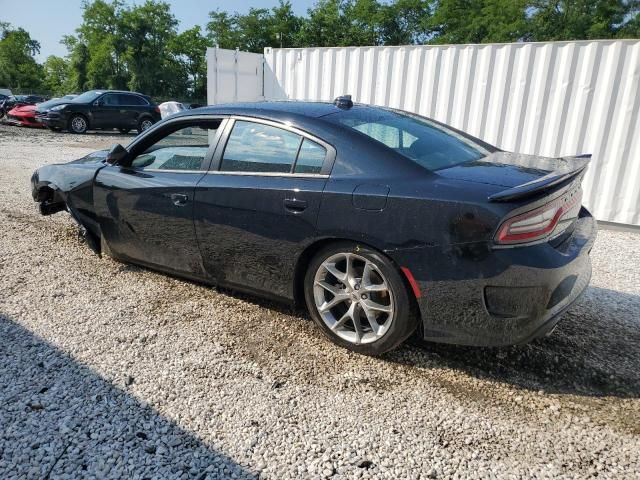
[137,117,154,134]
[68,114,88,134]
[304,242,417,355]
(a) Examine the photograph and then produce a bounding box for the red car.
[7,104,44,128]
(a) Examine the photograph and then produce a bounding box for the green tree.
[207,10,242,49]
[271,1,302,48]
[77,0,128,89]
[344,0,383,46]
[0,24,43,91]
[42,55,70,95]
[379,0,432,45]
[297,0,347,47]
[236,8,275,52]
[62,35,90,92]
[119,0,179,96]
[170,26,210,98]
[429,0,529,44]
[528,0,635,41]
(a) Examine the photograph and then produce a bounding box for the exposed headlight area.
[50,104,68,111]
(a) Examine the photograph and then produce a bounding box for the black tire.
[119,128,131,134]
[68,114,88,134]
[137,117,154,134]
[304,241,417,355]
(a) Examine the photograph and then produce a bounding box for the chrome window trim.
[132,168,206,174]
[213,116,336,176]
[206,170,329,179]
[125,116,227,173]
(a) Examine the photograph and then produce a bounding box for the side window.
[117,94,132,105]
[221,120,301,173]
[294,139,326,174]
[131,122,219,171]
[119,94,146,106]
[101,94,119,106]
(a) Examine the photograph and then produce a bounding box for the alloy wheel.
[140,119,153,131]
[313,252,394,345]
[71,116,86,133]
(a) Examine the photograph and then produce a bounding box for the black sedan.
[31,99,596,355]
[37,90,160,134]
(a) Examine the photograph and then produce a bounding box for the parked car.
[32,95,78,130]
[0,88,13,99]
[0,94,47,119]
[30,99,596,355]
[37,90,160,134]
[6,95,76,127]
[7,104,44,127]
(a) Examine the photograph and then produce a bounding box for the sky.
[0,0,316,62]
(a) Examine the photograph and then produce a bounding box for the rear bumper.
[389,208,597,346]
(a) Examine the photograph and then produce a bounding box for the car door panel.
[193,174,326,299]
[92,119,223,277]
[94,167,206,276]
[91,94,119,128]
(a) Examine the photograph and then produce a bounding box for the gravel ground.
[1,123,639,479]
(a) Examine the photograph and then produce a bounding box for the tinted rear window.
[118,94,147,105]
[325,107,488,170]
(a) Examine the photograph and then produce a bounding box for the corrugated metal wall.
[207,47,264,104]
[263,41,640,226]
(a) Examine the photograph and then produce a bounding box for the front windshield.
[72,90,103,103]
[325,107,490,170]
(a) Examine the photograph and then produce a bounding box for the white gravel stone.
[0,124,639,479]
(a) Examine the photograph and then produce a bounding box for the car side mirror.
[106,144,129,166]
[94,99,102,106]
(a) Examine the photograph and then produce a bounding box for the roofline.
[265,38,640,53]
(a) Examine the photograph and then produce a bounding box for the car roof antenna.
[334,95,353,109]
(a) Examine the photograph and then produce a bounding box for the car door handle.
[171,193,189,206]
[283,198,308,212]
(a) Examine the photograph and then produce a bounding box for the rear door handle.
[171,193,188,206]
[283,198,308,212]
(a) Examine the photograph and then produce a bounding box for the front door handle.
[283,198,308,212]
[171,193,188,206]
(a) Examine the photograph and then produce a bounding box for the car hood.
[69,149,109,164]
[36,98,72,113]
[436,151,586,188]
[10,105,36,114]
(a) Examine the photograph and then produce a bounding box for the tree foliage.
[1,0,638,98]
[0,23,43,91]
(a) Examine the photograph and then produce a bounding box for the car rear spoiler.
[487,154,591,202]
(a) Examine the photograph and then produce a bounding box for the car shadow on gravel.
[0,314,256,479]
[393,286,640,399]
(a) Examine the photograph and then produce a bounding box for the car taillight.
[495,190,582,245]
[154,106,160,113]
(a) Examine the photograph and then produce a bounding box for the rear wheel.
[304,242,416,355]
[68,114,88,134]
[137,117,154,134]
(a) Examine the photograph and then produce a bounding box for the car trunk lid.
[437,151,590,202]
